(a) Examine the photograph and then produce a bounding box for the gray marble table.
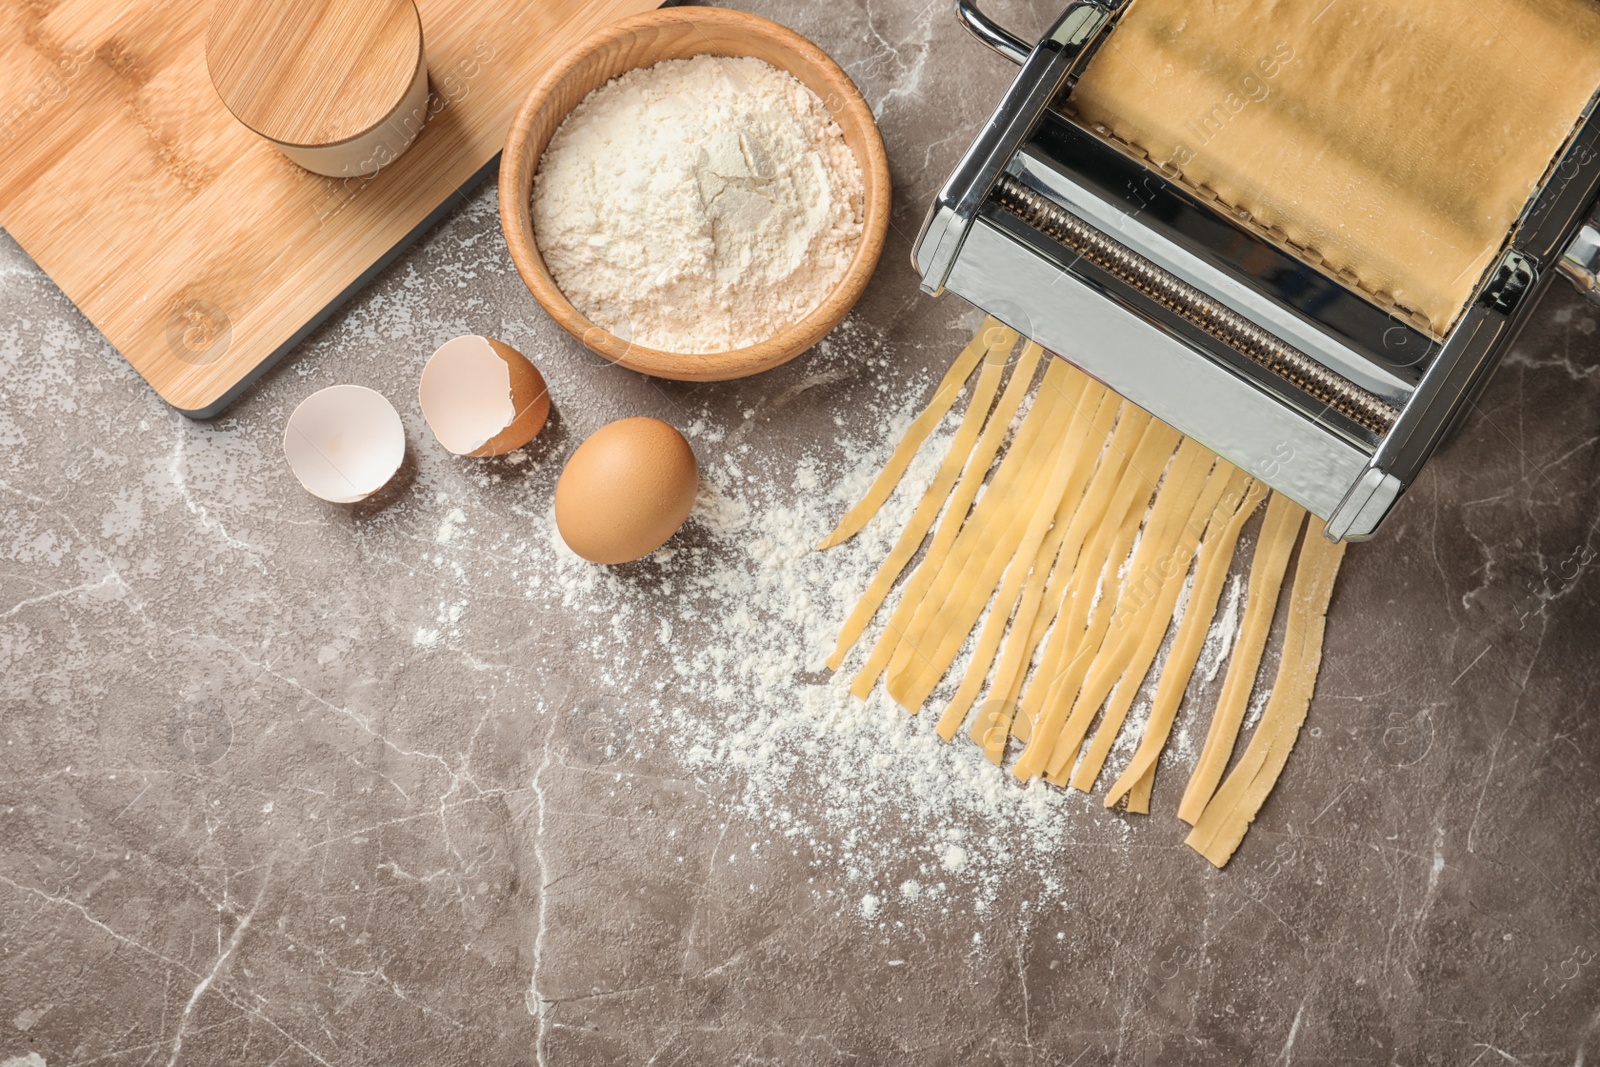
[4,1,1600,1063]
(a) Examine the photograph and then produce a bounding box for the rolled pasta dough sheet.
[1071,0,1600,335]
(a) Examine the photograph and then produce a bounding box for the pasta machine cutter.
[914,0,1600,540]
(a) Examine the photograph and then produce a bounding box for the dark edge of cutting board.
[178,153,501,420]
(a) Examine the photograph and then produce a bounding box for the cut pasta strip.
[824,335,1033,670]
[1185,532,1347,867]
[1021,392,1126,621]
[869,360,1077,701]
[1067,453,1241,792]
[999,649,1033,744]
[1042,439,1218,785]
[885,392,1072,710]
[817,319,1005,550]
[849,355,1075,699]
[1002,395,1141,712]
[1032,494,1152,786]
[951,392,1117,749]
[826,319,1354,866]
[1105,470,1263,813]
[938,377,1110,745]
[1177,493,1307,824]
[1011,416,1177,781]
[959,404,1098,760]
[1007,407,1147,741]
[983,388,1124,745]
[883,362,1083,710]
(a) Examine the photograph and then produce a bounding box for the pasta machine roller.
[914,0,1600,540]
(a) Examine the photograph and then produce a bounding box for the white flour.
[526,328,1125,917]
[415,318,1254,921]
[533,55,864,354]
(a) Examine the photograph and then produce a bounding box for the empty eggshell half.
[283,385,406,503]
[419,335,550,457]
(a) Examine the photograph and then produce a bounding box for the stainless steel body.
[916,0,1600,540]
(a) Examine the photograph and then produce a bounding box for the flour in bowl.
[532,54,865,354]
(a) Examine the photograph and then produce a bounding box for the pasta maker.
[915,0,1600,540]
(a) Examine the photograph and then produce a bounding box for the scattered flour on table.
[415,319,1249,922]
[1201,574,1244,685]
[533,55,864,354]
[526,359,1126,918]
[435,507,466,544]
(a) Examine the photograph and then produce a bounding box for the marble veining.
[3,1,1600,1064]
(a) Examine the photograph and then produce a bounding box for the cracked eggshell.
[419,335,550,457]
[555,417,698,565]
[283,385,406,503]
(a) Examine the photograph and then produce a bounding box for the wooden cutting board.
[0,0,660,417]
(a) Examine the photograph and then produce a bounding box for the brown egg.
[555,418,698,565]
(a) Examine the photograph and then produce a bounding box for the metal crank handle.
[956,0,1030,64]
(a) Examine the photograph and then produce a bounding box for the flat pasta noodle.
[957,404,1097,760]
[1042,439,1217,785]
[1015,392,1127,633]
[939,375,1109,746]
[883,401,1070,710]
[1035,499,1151,786]
[866,360,1076,702]
[1105,470,1263,812]
[1123,476,1261,813]
[883,362,1083,710]
[1068,452,1239,793]
[985,389,1124,748]
[1177,493,1307,824]
[999,394,1141,729]
[817,319,1007,550]
[1185,532,1347,867]
[823,336,1033,670]
[1011,416,1177,781]
[1006,407,1149,738]
[998,398,1142,727]
[826,319,1353,865]
[849,354,1073,699]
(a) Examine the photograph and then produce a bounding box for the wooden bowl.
[499,7,891,381]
